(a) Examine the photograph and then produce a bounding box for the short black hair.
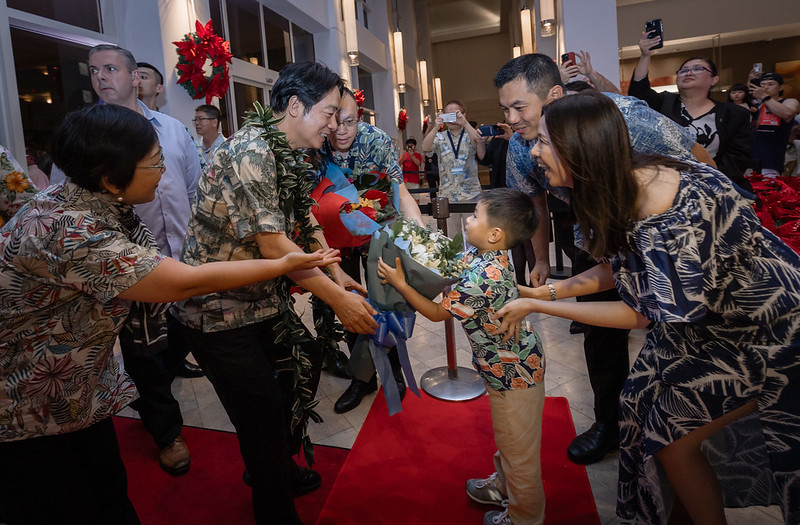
[478,188,538,249]
[564,80,593,93]
[405,138,417,146]
[89,44,137,72]
[270,61,344,114]
[50,104,158,193]
[494,54,563,101]
[195,104,221,121]
[136,62,164,85]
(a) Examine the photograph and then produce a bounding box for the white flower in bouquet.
[389,218,470,279]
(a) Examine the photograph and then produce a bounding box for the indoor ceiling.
[423,0,799,57]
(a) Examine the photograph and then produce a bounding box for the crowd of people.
[1,35,799,525]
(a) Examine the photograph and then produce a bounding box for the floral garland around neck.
[242,101,322,465]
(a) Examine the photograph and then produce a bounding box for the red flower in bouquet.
[397,107,408,131]
[364,189,389,208]
[173,19,232,104]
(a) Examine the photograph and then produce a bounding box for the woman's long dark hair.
[542,92,688,258]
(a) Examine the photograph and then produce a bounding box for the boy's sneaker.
[466,472,507,506]
[483,500,512,525]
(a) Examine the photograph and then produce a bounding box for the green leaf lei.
[242,102,322,465]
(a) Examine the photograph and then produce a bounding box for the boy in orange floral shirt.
[378,188,546,525]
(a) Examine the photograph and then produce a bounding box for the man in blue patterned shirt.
[378,189,544,525]
[318,88,426,414]
[495,53,705,473]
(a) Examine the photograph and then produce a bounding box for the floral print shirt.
[173,125,287,332]
[327,122,403,184]
[0,182,163,441]
[0,145,38,228]
[441,249,544,391]
[428,129,481,202]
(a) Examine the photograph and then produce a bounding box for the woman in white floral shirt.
[0,144,38,228]
[0,104,338,524]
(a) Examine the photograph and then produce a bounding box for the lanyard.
[447,129,466,159]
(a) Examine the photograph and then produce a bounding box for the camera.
[440,112,457,123]
[644,19,663,49]
[561,52,576,65]
[478,124,504,137]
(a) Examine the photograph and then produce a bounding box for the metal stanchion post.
[420,197,486,401]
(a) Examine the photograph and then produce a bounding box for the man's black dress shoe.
[242,464,322,496]
[175,359,205,378]
[325,351,351,379]
[567,422,619,465]
[334,376,378,414]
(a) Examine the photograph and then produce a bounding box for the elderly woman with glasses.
[0,104,339,525]
[628,30,753,192]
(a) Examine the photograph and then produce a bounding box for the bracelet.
[762,96,772,103]
[547,283,557,301]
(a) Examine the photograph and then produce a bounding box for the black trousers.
[0,418,140,525]
[553,216,631,429]
[119,312,187,449]
[180,316,322,525]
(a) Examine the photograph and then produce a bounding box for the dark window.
[7,0,102,33]
[226,0,263,66]
[292,24,315,63]
[209,0,223,40]
[233,82,264,129]
[357,67,375,109]
[263,7,290,72]
[11,27,98,165]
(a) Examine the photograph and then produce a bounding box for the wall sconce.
[434,77,443,113]
[520,6,535,54]
[512,45,522,58]
[419,60,430,106]
[393,30,406,93]
[540,0,556,37]
[343,0,359,66]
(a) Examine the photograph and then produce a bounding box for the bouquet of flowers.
[310,163,400,248]
[356,217,469,415]
[365,218,470,312]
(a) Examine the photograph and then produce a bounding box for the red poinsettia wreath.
[173,19,232,104]
[397,107,408,131]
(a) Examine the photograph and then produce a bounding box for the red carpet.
[316,392,599,525]
[114,417,348,524]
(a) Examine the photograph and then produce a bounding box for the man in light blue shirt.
[85,44,201,476]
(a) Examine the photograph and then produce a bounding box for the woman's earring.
[116,194,124,202]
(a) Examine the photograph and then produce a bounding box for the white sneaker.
[466,472,507,507]
[483,499,512,525]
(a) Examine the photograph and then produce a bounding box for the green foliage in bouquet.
[389,219,470,279]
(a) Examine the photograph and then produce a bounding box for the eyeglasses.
[138,147,165,171]
[192,117,217,123]
[337,119,358,129]
[676,66,712,76]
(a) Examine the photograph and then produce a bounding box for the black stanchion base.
[549,266,572,280]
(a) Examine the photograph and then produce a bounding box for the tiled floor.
[117,287,785,524]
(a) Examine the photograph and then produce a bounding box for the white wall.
[561,0,619,89]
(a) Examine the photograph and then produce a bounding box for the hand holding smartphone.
[478,124,504,137]
[561,52,576,65]
[440,112,457,123]
[644,19,663,50]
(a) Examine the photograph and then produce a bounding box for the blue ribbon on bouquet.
[358,304,420,416]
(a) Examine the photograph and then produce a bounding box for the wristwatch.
[547,283,557,301]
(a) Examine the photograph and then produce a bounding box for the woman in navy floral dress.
[495,91,799,525]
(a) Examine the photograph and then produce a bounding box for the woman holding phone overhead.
[628,22,753,192]
[494,92,799,525]
[0,104,339,524]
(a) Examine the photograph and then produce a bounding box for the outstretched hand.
[284,249,341,271]
[492,298,538,343]
[377,256,407,290]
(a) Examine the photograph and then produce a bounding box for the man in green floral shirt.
[173,62,378,525]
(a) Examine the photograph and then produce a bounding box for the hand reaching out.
[284,249,341,271]
[492,298,539,343]
[377,256,407,290]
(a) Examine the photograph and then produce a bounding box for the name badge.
[452,167,466,178]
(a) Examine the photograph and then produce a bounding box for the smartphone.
[478,124,504,137]
[561,52,576,65]
[753,62,763,74]
[644,19,663,49]
[440,112,457,123]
